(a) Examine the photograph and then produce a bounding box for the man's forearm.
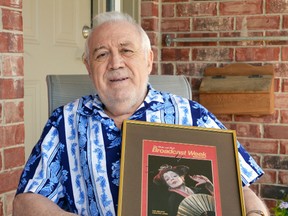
[243,186,270,216]
[13,193,76,216]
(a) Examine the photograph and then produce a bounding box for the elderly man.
[13,11,269,216]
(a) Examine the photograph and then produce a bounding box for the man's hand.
[13,193,77,216]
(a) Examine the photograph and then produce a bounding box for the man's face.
[85,21,153,112]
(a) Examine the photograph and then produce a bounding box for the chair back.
[46,74,192,114]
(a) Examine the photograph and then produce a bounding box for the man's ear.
[147,49,154,75]
[83,55,92,78]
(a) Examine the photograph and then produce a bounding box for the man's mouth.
[110,77,129,82]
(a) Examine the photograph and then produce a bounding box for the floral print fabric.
[16,85,264,215]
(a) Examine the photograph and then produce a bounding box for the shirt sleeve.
[191,101,264,186]
[16,108,68,202]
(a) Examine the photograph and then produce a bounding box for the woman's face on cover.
[163,171,184,188]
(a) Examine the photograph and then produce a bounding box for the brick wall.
[141,0,288,213]
[0,1,24,216]
[0,0,287,215]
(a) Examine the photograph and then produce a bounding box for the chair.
[46,74,192,114]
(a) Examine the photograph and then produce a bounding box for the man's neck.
[104,107,135,129]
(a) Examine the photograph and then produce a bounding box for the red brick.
[151,63,158,75]
[284,15,288,28]
[240,139,278,154]
[280,141,288,154]
[176,63,196,76]
[141,18,159,31]
[0,78,24,99]
[215,114,233,122]
[161,63,174,75]
[235,112,278,124]
[219,123,237,131]
[192,48,233,61]
[282,47,288,61]
[274,63,288,77]
[282,79,288,92]
[192,92,199,102]
[236,16,280,30]
[147,32,158,47]
[263,155,288,169]
[4,146,25,169]
[235,47,280,61]
[0,169,22,194]
[176,62,212,77]
[176,2,217,17]
[235,124,261,138]
[0,32,23,53]
[2,55,24,76]
[2,124,24,148]
[257,170,277,184]
[0,0,22,8]
[190,78,201,91]
[220,0,263,15]
[274,93,288,109]
[264,125,288,139]
[162,4,174,17]
[279,171,288,185]
[0,198,2,216]
[161,18,190,32]
[274,78,280,92]
[141,2,158,17]
[0,32,10,52]
[0,103,2,124]
[193,17,234,31]
[2,8,23,31]
[267,0,288,13]
[3,101,24,123]
[0,126,2,148]
[265,33,288,46]
[161,48,190,61]
[0,151,2,171]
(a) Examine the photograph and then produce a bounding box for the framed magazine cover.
[118,120,246,216]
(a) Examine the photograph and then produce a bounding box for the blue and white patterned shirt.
[16,85,264,215]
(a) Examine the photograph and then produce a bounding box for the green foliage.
[272,195,288,216]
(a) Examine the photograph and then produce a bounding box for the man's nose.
[108,52,124,70]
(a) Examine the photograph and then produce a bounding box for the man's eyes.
[95,52,109,61]
[93,49,136,61]
[120,48,136,57]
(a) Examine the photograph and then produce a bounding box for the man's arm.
[243,186,270,216]
[13,193,76,216]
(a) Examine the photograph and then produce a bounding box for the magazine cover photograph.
[118,120,245,216]
[141,140,221,216]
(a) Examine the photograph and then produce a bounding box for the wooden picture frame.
[118,120,245,216]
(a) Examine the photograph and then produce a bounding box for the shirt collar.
[77,83,166,117]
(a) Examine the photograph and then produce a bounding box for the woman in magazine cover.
[153,164,215,216]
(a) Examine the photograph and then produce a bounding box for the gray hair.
[84,11,151,63]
